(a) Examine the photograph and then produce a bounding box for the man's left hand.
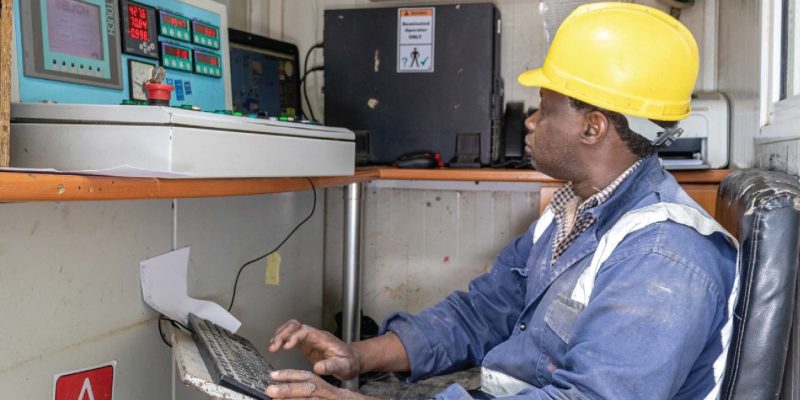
[266,369,380,400]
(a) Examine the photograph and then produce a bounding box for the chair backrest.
[717,169,800,399]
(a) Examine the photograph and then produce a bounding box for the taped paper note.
[265,252,281,286]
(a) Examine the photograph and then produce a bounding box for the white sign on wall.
[397,8,435,73]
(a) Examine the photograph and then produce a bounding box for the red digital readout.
[163,12,188,29]
[195,23,217,38]
[196,52,219,66]
[164,45,190,59]
[128,4,149,42]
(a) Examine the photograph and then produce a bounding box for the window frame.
[762,0,800,138]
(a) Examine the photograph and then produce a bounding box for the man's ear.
[581,110,610,145]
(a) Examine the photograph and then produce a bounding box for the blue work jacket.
[381,155,738,399]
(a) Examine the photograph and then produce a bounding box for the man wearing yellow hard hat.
[265,3,738,399]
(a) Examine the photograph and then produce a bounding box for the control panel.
[13,0,231,110]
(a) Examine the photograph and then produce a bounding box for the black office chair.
[717,169,800,399]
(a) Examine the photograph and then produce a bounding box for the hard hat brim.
[517,67,690,121]
[517,68,548,88]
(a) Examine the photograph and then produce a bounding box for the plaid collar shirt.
[549,159,643,263]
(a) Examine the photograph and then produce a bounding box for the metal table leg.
[342,182,363,391]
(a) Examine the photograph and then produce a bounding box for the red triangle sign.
[54,364,114,400]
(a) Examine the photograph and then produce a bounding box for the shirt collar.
[550,158,644,216]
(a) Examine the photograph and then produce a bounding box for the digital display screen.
[196,52,219,66]
[46,0,104,60]
[164,44,190,59]
[194,22,217,38]
[127,4,149,42]
[161,11,188,29]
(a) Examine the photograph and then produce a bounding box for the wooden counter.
[0,170,378,201]
[372,167,732,184]
[0,168,732,209]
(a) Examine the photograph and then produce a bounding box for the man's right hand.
[268,319,361,380]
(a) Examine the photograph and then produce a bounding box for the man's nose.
[524,110,540,135]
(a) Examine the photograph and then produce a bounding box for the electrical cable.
[302,67,324,121]
[300,66,325,82]
[158,316,171,347]
[226,178,317,312]
[302,43,324,121]
[158,315,190,348]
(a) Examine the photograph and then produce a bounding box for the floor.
[359,368,481,399]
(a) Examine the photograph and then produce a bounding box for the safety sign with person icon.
[410,47,420,67]
[400,45,432,71]
[397,8,435,72]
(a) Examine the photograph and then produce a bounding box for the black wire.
[170,319,190,332]
[300,66,325,84]
[302,43,324,121]
[158,315,192,348]
[227,178,317,312]
[302,67,324,121]
[158,316,172,347]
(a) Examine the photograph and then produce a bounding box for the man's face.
[524,89,586,180]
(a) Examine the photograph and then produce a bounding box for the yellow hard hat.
[518,2,699,121]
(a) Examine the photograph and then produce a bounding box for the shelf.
[374,167,560,183]
[0,168,732,202]
[373,167,733,184]
[0,170,378,201]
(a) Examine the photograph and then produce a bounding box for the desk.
[0,167,731,393]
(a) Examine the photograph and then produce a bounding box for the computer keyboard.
[189,313,276,399]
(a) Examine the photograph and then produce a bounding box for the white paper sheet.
[0,164,190,178]
[140,247,241,333]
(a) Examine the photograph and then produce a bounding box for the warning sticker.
[54,362,115,400]
[397,8,435,73]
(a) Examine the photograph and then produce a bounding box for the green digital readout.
[192,20,220,49]
[194,50,221,77]
[161,42,193,72]
[158,10,191,42]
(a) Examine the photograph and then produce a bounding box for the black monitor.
[228,28,301,118]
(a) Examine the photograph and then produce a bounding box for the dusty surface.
[360,368,481,399]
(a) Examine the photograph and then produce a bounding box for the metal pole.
[342,182,363,391]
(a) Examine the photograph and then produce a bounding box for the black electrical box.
[324,3,502,166]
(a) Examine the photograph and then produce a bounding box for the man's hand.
[269,320,361,380]
[266,370,380,400]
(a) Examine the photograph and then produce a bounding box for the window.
[762,0,800,137]
[781,0,800,100]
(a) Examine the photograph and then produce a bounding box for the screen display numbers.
[165,46,189,60]
[121,1,157,59]
[127,4,149,41]
[196,24,216,38]
[196,52,218,66]
[165,15,187,29]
